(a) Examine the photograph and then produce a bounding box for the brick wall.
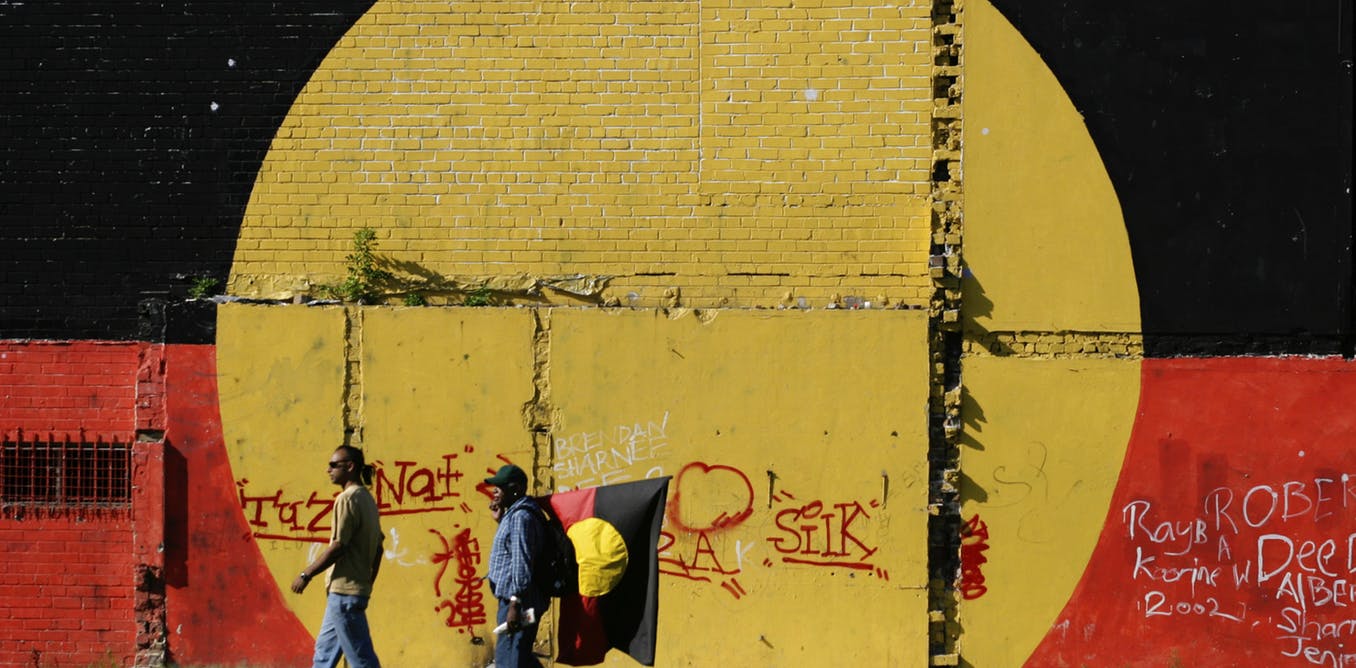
[0,340,166,665]
[0,514,138,667]
[226,1,935,309]
[0,341,152,441]
[0,3,374,341]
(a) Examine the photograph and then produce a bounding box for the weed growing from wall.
[462,285,494,306]
[312,228,537,306]
[321,228,394,304]
[187,276,220,299]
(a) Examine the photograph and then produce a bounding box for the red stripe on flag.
[547,486,597,530]
[544,486,608,664]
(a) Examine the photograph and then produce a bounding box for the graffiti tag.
[768,499,880,568]
[959,514,990,600]
[238,449,476,542]
[432,527,488,633]
[1122,474,1356,666]
[553,413,671,489]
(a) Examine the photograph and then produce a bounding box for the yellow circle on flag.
[568,518,629,597]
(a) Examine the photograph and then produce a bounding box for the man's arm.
[504,506,544,629]
[291,541,348,594]
[370,535,384,585]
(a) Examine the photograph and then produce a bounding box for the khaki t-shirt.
[326,484,383,597]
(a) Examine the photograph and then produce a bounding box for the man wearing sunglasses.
[291,446,385,668]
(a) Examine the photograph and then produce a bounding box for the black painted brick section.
[0,1,375,341]
[989,1,1353,353]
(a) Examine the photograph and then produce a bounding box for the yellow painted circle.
[567,517,628,597]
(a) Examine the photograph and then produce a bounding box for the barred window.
[1,436,131,518]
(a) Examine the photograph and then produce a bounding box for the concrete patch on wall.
[359,307,537,665]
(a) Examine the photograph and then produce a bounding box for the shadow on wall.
[299,229,614,307]
[960,268,992,503]
[962,272,1016,357]
[163,443,189,589]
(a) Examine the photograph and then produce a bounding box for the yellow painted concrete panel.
[358,307,538,665]
[217,305,929,664]
[550,308,931,666]
[218,305,541,666]
[215,303,349,641]
[958,356,1141,666]
[963,0,1141,333]
[360,307,537,451]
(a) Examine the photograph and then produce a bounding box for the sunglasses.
[327,459,352,469]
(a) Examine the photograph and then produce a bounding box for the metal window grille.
[0,435,132,519]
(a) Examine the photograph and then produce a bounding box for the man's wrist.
[300,571,312,581]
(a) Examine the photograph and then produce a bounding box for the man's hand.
[293,542,344,595]
[506,598,522,631]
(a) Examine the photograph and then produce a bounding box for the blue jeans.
[495,597,542,668]
[313,593,380,668]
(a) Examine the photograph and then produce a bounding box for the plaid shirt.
[487,495,543,601]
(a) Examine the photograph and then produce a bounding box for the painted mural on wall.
[0,0,1351,666]
[206,305,931,665]
[959,2,1354,667]
[3,1,1346,344]
[1044,360,1355,667]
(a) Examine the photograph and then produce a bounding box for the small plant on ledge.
[463,285,494,306]
[187,276,220,300]
[319,227,394,304]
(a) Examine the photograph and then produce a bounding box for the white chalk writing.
[1124,473,1356,667]
[553,413,671,489]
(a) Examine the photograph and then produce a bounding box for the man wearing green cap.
[484,464,548,668]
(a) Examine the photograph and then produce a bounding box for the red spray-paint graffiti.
[660,461,890,598]
[666,462,755,533]
[431,527,488,633]
[768,497,885,576]
[659,529,745,581]
[959,514,990,600]
[660,462,755,594]
[237,450,477,543]
[371,452,469,515]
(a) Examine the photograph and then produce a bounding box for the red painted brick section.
[135,346,167,434]
[0,513,137,667]
[0,340,155,441]
[1,341,169,663]
[132,441,168,664]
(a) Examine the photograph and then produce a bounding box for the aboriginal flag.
[543,477,670,666]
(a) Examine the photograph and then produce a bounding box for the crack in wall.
[524,308,556,495]
[927,0,965,665]
[341,306,366,448]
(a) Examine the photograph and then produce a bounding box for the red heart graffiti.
[667,462,755,532]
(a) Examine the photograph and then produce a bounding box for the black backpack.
[523,501,578,598]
